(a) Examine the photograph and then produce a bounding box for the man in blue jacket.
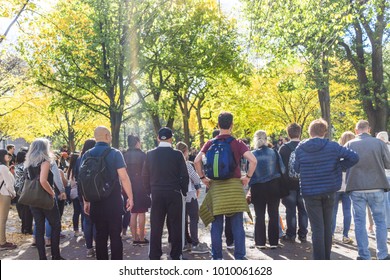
[294,119,359,260]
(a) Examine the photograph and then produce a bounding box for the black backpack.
[78,148,113,202]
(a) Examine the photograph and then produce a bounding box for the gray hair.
[376,131,389,143]
[253,130,267,148]
[24,138,52,168]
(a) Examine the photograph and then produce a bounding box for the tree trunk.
[196,105,205,147]
[314,54,332,139]
[110,109,122,148]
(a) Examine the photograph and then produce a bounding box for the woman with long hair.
[67,152,83,237]
[25,138,64,260]
[0,149,16,250]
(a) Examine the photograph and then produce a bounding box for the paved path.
[0,192,388,260]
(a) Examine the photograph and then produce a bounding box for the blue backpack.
[205,136,236,180]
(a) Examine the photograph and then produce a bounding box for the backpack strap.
[0,180,4,190]
[101,147,113,158]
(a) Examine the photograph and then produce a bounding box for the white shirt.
[0,165,16,197]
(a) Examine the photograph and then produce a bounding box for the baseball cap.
[158,127,173,140]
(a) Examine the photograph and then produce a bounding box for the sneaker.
[226,243,235,250]
[269,245,278,249]
[74,231,82,237]
[182,243,191,252]
[256,245,267,249]
[298,236,307,243]
[45,240,51,247]
[0,242,17,250]
[86,248,95,258]
[282,235,295,243]
[342,236,353,244]
[191,243,209,254]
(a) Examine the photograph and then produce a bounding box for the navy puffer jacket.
[294,138,359,197]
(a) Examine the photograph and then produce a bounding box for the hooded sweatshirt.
[294,138,359,197]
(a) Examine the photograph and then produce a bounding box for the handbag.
[274,150,290,198]
[18,167,54,210]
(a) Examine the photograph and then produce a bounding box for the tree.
[21,0,139,147]
[0,0,30,45]
[242,0,353,138]
[338,0,390,134]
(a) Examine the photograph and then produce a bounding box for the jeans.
[30,201,62,260]
[72,197,84,231]
[331,192,352,237]
[385,192,390,229]
[282,190,308,239]
[211,213,245,260]
[350,191,389,260]
[225,216,234,246]
[304,192,335,260]
[80,200,96,250]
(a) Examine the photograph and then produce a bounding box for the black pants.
[16,203,33,234]
[94,214,123,260]
[251,179,280,246]
[150,190,183,260]
[30,202,61,260]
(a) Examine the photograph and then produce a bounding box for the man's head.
[355,120,370,134]
[94,126,112,144]
[6,144,15,154]
[218,112,233,130]
[376,131,389,143]
[212,129,220,138]
[287,123,301,139]
[158,127,173,143]
[308,119,328,138]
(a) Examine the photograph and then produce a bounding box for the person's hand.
[240,175,250,187]
[58,192,67,201]
[84,202,90,215]
[246,193,251,204]
[201,177,211,188]
[126,198,134,212]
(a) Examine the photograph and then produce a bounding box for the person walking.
[194,112,257,260]
[82,126,134,260]
[345,120,390,260]
[142,127,189,260]
[294,119,359,260]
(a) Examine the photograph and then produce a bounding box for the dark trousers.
[304,192,336,260]
[225,216,234,246]
[251,179,280,246]
[281,190,308,239]
[185,198,199,245]
[16,203,33,234]
[149,190,183,260]
[72,197,84,231]
[30,202,61,260]
[94,213,123,260]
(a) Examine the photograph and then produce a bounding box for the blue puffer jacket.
[249,146,285,185]
[294,138,359,197]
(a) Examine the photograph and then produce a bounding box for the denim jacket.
[249,146,285,186]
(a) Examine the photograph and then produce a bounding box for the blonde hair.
[338,131,355,146]
[253,130,267,148]
[175,141,188,159]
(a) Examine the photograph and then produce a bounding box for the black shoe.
[282,235,295,243]
[298,236,307,243]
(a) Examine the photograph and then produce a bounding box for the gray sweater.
[346,133,390,192]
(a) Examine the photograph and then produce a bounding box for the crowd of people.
[0,112,389,261]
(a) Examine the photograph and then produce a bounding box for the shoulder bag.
[18,166,54,210]
[274,150,290,198]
